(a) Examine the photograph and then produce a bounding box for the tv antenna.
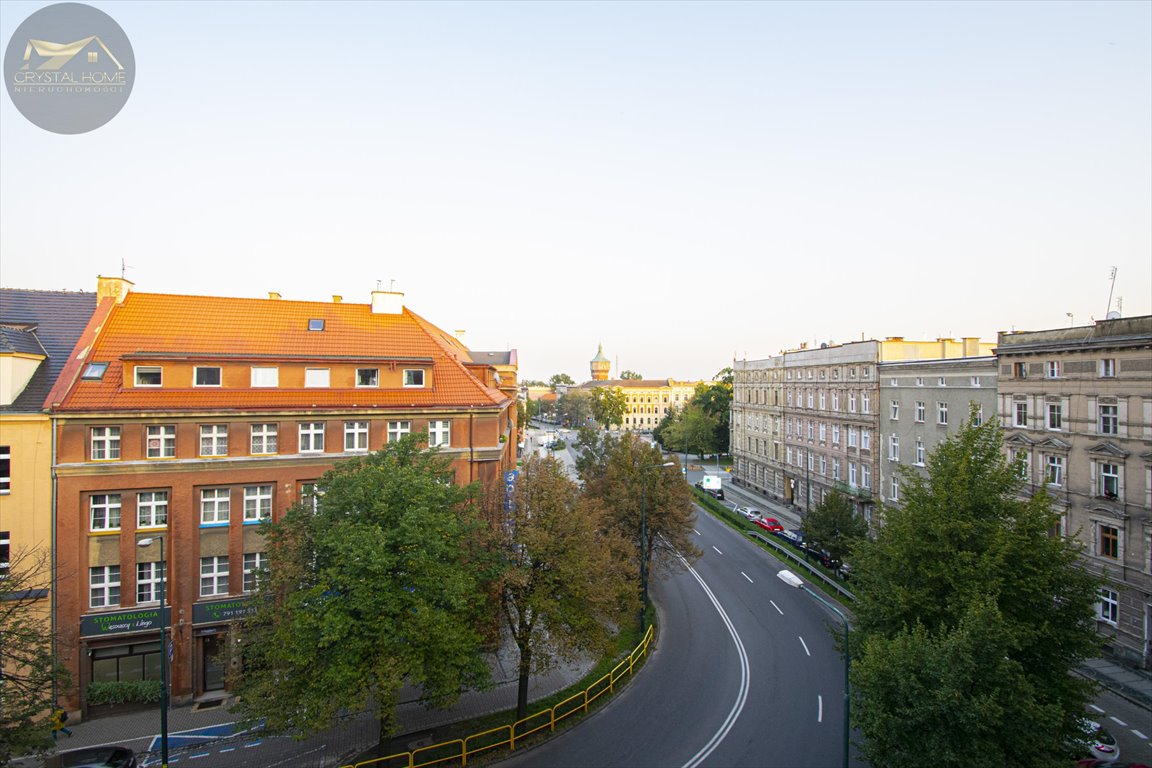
[1105,266,1118,317]
[120,258,133,279]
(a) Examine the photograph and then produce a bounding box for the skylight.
[81,362,109,380]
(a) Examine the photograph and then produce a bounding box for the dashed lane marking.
[742,572,753,583]
[1089,704,1105,714]
[818,694,823,723]
[712,546,723,555]
[1131,729,1148,740]
[770,600,783,615]
[799,636,811,656]
[694,529,700,535]
[1109,716,1127,727]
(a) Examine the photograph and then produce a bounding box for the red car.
[754,517,784,533]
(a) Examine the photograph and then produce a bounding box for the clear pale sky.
[2,1,1149,383]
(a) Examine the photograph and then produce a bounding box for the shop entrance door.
[202,634,226,692]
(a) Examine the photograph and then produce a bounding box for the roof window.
[81,362,109,380]
[308,319,325,331]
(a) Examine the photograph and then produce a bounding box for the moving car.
[754,517,784,533]
[693,481,725,500]
[734,506,763,521]
[1080,719,1121,763]
[41,746,137,768]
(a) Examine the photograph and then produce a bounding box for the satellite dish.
[1106,311,1121,320]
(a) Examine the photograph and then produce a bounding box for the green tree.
[589,386,627,431]
[0,548,71,763]
[691,373,733,453]
[680,404,720,458]
[548,373,575,391]
[579,432,701,588]
[619,370,643,379]
[556,389,593,428]
[652,408,678,449]
[231,435,492,741]
[849,409,1100,768]
[497,456,636,719]
[798,490,867,567]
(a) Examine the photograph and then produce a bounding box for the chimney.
[371,290,404,315]
[332,295,342,304]
[96,276,133,304]
[268,292,281,300]
[962,337,980,356]
[453,329,467,345]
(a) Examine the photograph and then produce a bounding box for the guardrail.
[343,624,656,768]
[746,531,856,603]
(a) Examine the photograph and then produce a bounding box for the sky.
[1,1,1149,383]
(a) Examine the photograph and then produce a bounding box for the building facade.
[579,378,705,431]
[995,316,1152,668]
[49,282,518,716]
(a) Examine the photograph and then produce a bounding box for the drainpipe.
[469,411,474,483]
[50,415,58,709]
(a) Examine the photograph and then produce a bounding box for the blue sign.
[504,470,519,511]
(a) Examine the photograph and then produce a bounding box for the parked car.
[754,517,784,533]
[777,529,805,547]
[1079,719,1121,763]
[41,746,137,768]
[734,506,762,521]
[693,481,725,501]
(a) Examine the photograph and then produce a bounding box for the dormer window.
[356,368,379,387]
[135,366,162,387]
[82,362,109,380]
[195,367,222,387]
[403,369,425,388]
[308,319,325,331]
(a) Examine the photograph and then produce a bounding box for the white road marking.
[1109,716,1127,727]
[244,741,263,748]
[1089,704,1105,713]
[678,553,751,768]
[1131,729,1148,740]
[742,572,753,583]
[770,600,783,615]
[219,748,236,753]
[189,754,209,760]
[712,546,723,555]
[799,636,811,656]
[694,529,700,535]
[818,694,823,723]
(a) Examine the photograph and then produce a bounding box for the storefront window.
[90,641,161,683]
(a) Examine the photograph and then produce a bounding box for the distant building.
[590,343,611,381]
[579,378,705,431]
[996,315,1152,668]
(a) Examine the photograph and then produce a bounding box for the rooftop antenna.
[390,279,396,291]
[376,279,382,290]
[120,258,133,279]
[1105,266,1118,316]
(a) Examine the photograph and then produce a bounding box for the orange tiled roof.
[55,293,510,412]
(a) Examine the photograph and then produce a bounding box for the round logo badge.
[4,2,135,134]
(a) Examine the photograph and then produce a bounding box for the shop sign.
[80,607,169,637]
[192,598,255,624]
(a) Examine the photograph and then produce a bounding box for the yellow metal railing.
[344,624,655,768]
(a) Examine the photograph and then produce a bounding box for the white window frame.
[848,428,858,448]
[299,422,325,453]
[915,438,925,466]
[136,561,166,604]
[1011,448,1030,480]
[250,423,278,455]
[200,556,229,597]
[1046,360,1060,379]
[429,420,451,447]
[1013,401,1028,429]
[889,476,900,501]
[818,423,827,442]
[1099,404,1119,436]
[403,369,425,388]
[91,426,121,461]
[90,494,121,532]
[146,425,176,459]
[1097,588,1118,625]
[0,446,8,494]
[243,485,273,522]
[1098,462,1120,499]
[849,392,857,413]
[1046,402,1062,431]
[1045,454,1064,487]
[344,421,369,452]
[915,401,926,423]
[890,400,899,420]
[200,488,230,525]
[90,565,121,608]
[387,420,411,443]
[1099,358,1116,378]
[194,366,222,387]
[937,402,948,425]
[137,491,168,528]
[862,392,871,414]
[199,424,228,457]
[251,366,279,387]
[831,425,840,445]
[861,464,871,489]
[243,552,266,593]
[832,458,841,481]
[889,434,899,462]
[305,368,330,388]
[849,462,858,487]
[134,366,162,387]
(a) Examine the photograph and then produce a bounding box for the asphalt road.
[498,500,862,768]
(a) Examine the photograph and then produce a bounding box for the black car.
[41,746,137,768]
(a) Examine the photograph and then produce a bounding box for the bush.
[86,679,163,706]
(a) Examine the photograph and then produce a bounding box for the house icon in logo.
[21,36,124,71]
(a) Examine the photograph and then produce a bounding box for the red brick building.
[49,278,517,715]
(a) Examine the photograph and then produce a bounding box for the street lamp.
[777,569,850,768]
[639,461,676,632]
[137,537,169,768]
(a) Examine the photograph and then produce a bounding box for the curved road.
[498,503,862,768]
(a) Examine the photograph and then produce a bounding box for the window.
[787,390,794,407]
[344,421,369,452]
[832,458,841,481]
[91,426,121,460]
[1013,401,1028,428]
[200,424,228,456]
[818,423,827,441]
[1,531,9,578]
[890,401,899,420]
[243,552,266,593]
[243,485,273,522]
[861,429,871,451]
[200,556,229,597]
[1098,463,1119,499]
[145,425,176,458]
[1045,455,1064,487]
[915,377,924,387]
[1099,404,1118,435]
[90,494,121,531]
[81,362,109,380]
[848,428,858,448]
[831,392,839,411]
[90,565,120,608]
[785,446,793,466]
[849,392,857,413]
[1099,359,1116,378]
[307,318,325,331]
[889,434,899,462]
[890,476,900,501]
[861,464,871,489]
[1098,524,1119,559]
[819,455,827,475]
[194,367,222,387]
[403,369,425,388]
[429,420,451,447]
[937,402,948,425]
[831,425,840,445]
[136,561,166,603]
[1045,361,1060,379]
[862,392,871,414]
[807,420,814,440]
[90,641,162,684]
[299,422,325,452]
[305,368,330,388]
[915,402,925,423]
[301,483,323,513]
[387,420,411,442]
[137,491,168,528]
[818,390,826,410]
[849,462,858,487]
[1097,588,1118,625]
[251,366,279,387]
[973,406,984,426]
[356,368,379,387]
[0,446,9,493]
[915,438,925,466]
[786,417,793,437]
[937,377,946,387]
[807,390,814,408]
[250,423,278,454]
[134,366,162,387]
[1011,448,1030,479]
[200,488,229,525]
[1046,402,1062,431]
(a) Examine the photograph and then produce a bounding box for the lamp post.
[639,461,676,632]
[137,537,169,768]
[777,569,849,768]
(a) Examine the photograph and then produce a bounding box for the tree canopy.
[619,370,643,379]
[231,435,492,737]
[849,410,1100,768]
[659,404,720,458]
[589,386,627,431]
[799,490,867,567]
[549,373,575,390]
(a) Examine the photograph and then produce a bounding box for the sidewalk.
[719,470,1152,713]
